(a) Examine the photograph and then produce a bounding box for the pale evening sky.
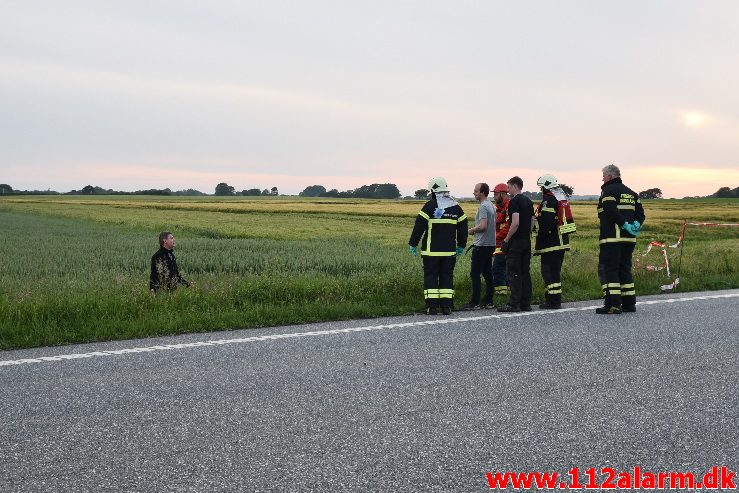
[1,1,738,198]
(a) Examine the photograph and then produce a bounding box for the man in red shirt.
[492,183,510,304]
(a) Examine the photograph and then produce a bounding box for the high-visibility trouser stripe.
[601,283,621,295]
[494,247,503,255]
[424,289,440,299]
[438,288,455,299]
[541,207,556,213]
[535,245,570,254]
[599,238,636,244]
[546,283,562,295]
[421,251,457,256]
[621,283,635,296]
[495,286,510,294]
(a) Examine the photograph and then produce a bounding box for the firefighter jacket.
[409,196,468,256]
[494,196,510,255]
[150,247,190,292]
[535,191,571,255]
[597,177,646,244]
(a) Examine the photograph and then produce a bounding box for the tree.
[639,188,663,199]
[559,183,574,196]
[241,188,261,196]
[713,186,739,198]
[352,183,401,199]
[172,189,206,196]
[134,188,171,195]
[215,182,235,196]
[81,185,96,195]
[320,189,339,197]
[300,185,326,197]
[523,190,542,201]
[0,184,13,195]
[414,189,429,199]
[261,189,270,196]
[270,186,278,196]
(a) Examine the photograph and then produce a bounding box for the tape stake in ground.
[639,220,739,291]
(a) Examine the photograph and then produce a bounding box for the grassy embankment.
[1,195,737,350]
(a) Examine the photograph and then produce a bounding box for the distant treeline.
[1,183,738,199]
[0,184,206,196]
[299,183,401,199]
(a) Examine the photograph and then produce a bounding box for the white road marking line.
[1,293,737,368]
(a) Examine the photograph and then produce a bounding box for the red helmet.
[493,183,508,193]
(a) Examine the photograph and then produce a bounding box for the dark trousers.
[540,250,565,305]
[598,242,636,308]
[423,255,457,308]
[506,238,532,308]
[470,245,494,304]
[492,254,508,296]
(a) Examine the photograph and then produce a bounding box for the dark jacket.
[409,195,468,256]
[535,191,571,254]
[597,177,646,244]
[150,247,190,292]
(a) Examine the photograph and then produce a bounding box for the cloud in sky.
[1,1,738,198]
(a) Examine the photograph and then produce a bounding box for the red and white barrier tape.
[640,221,739,291]
[670,222,739,248]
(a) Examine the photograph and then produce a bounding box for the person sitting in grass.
[150,231,191,293]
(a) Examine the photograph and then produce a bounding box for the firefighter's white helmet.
[427,176,449,193]
[537,174,558,189]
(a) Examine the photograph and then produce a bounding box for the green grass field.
[1,195,737,350]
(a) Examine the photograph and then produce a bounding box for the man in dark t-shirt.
[498,176,535,312]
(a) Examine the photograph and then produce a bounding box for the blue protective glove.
[632,220,641,232]
[621,222,641,237]
[408,245,419,256]
[455,246,465,257]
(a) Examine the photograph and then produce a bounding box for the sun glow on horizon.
[681,111,709,128]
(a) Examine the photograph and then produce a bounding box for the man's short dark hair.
[479,183,490,196]
[507,176,523,190]
[159,231,172,247]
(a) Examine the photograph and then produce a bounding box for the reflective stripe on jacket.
[535,192,570,254]
[597,177,646,244]
[409,199,468,256]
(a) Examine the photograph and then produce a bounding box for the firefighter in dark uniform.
[597,164,645,314]
[535,174,571,309]
[408,177,468,315]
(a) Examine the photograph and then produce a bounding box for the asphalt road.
[1,290,738,492]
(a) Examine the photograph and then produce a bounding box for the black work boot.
[538,302,562,310]
[595,305,622,314]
